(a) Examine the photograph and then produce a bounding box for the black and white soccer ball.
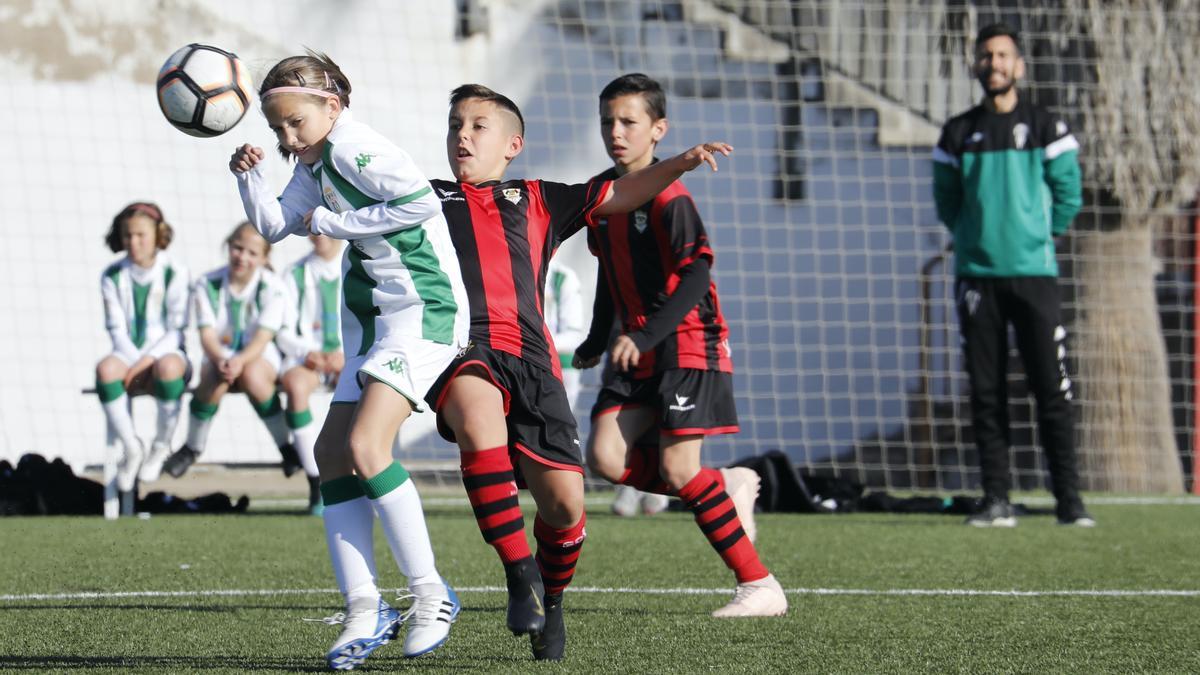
[156,44,252,138]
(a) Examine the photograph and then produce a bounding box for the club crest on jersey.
[633,211,648,233]
[502,188,522,204]
[1012,123,1029,149]
[323,186,343,211]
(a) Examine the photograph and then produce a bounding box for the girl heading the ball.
[228,50,467,667]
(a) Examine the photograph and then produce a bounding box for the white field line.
[253,495,1200,508]
[2,586,1197,603]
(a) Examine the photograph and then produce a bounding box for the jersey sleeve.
[237,163,319,243]
[1041,115,1082,235]
[539,180,614,245]
[662,195,714,269]
[254,278,288,335]
[100,270,139,363]
[310,139,442,239]
[932,123,963,232]
[145,264,190,359]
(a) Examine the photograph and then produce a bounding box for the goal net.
[0,0,1193,495]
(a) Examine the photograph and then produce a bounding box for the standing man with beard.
[932,22,1093,528]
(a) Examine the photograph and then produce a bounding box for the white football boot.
[400,581,460,657]
[712,573,788,618]
[324,596,403,670]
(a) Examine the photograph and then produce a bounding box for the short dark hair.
[599,73,667,121]
[449,84,525,134]
[976,22,1021,54]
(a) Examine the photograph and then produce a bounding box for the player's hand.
[303,210,316,233]
[324,350,345,375]
[303,351,323,371]
[573,353,602,369]
[677,142,733,172]
[609,335,641,372]
[122,356,155,391]
[220,355,245,383]
[229,144,265,174]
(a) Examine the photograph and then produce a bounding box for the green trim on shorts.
[320,475,366,506]
[359,462,410,499]
[285,408,314,429]
[96,379,125,403]
[190,399,219,420]
[251,392,282,419]
[153,377,186,401]
[558,352,576,369]
[360,370,424,413]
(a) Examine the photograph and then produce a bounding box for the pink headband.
[261,86,339,99]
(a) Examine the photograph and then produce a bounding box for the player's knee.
[658,460,697,491]
[153,356,185,380]
[345,430,385,473]
[537,492,584,529]
[586,443,625,483]
[95,357,124,382]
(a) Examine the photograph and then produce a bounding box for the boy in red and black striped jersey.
[575,74,787,618]
[424,84,735,660]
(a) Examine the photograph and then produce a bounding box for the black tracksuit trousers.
[955,276,1083,514]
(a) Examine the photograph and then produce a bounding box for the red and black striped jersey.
[433,178,612,377]
[588,167,732,378]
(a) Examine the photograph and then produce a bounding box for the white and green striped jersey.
[100,254,189,363]
[544,258,586,369]
[236,109,467,356]
[192,266,288,358]
[277,252,343,360]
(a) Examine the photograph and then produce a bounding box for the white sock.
[102,394,140,452]
[293,421,320,478]
[369,479,441,589]
[323,495,381,604]
[155,399,182,446]
[186,414,214,453]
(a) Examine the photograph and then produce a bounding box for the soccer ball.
[156,44,253,138]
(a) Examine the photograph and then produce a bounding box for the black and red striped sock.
[460,446,531,564]
[533,513,586,595]
[677,468,768,583]
[618,444,674,495]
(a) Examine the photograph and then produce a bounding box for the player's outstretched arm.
[231,143,317,243]
[596,142,732,217]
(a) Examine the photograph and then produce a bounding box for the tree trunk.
[1073,226,1185,493]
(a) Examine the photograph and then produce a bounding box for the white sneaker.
[139,441,171,483]
[641,492,670,515]
[401,582,459,657]
[611,485,640,517]
[325,596,402,670]
[712,573,788,618]
[719,467,760,544]
[116,439,144,492]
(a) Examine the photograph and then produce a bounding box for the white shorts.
[110,347,189,368]
[201,343,283,376]
[332,335,465,412]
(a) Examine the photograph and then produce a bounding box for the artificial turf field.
[2,494,1197,674]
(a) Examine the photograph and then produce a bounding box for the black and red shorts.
[591,367,739,437]
[426,342,583,474]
